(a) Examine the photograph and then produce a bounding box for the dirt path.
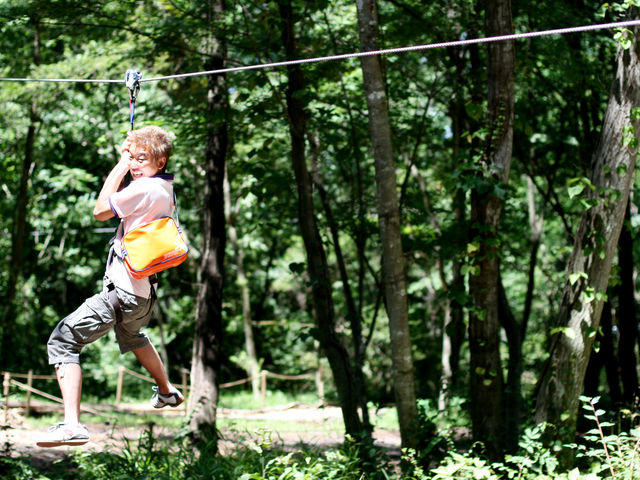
[1,403,401,469]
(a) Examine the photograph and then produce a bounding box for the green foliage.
[68,426,382,480]
[0,456,52,480]
[571,396,640,478]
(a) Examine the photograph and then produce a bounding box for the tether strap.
[129,98,135,130]
[124,69,141,131]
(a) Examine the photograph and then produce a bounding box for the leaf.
[551,327,576,339]
[568,183,585,198]
[569,272,587,285]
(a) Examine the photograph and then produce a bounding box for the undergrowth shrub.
[71,426,391,479]
[10,395,640,480]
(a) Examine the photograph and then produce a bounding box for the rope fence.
[2,367,322,423]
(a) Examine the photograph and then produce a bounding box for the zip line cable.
[1,19,639,85]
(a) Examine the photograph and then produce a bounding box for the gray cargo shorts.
[47,277,154,365]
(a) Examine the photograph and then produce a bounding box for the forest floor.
[1,401,402,471]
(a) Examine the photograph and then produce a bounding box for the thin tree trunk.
[498,274,520,450]
[501,177,543,449]
[279,0,364,439]
[522,175,543,337]
[445,21,483,396]
[355,0,418,450]
[310,136,371,430]
[448,189,466,389]
[468,0,515,460]
[2,17,40,368]
[224,167,260,397]
[534,21,640,465]
[438,301,454,411]
[188,0,228,448]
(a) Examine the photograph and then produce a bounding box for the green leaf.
[569,272,588,285]
[568,183,585,198]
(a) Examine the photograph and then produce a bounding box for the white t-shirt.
[106,174,175,297]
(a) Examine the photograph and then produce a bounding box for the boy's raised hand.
[119,136,133,170]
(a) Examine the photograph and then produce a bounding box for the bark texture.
[534,24,640,460]
[188,0,228,447]
[355,0,418,450]
[467,0,515,460]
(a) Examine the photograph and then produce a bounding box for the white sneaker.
[36,422,90,447]
[151,385,184,408]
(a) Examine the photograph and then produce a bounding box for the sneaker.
[151,385,184,409]
[36,422,90,448]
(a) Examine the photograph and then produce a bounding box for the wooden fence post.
[3,372,10,423]
[25,370,33,416]
[116,366,124,405]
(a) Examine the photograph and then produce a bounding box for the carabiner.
[124,69,141,102]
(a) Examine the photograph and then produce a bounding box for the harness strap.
[149,274,158,299]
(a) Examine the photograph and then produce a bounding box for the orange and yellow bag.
[121,216,188,279]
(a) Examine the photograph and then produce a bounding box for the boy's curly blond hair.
[129,126,173,170]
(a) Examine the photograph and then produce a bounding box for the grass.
[217,414,344,436]
[218,390,321,410]
[14,389,398,459]
[24,409,184,430]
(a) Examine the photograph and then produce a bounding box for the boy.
[37,126,184,448]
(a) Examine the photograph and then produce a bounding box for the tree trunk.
[2,17,40,368]
[500,177,543,449]
[278,0,364,439]
[534,22,640,463]
[310,138,372,431]
[355,0,418,450]
[224,167,261,397]
[443,34,482,400]
[468,0,515,460]
[617,203,638,403]
[498,274,521,452]
[448,189,467,390]
[188,0,228,447]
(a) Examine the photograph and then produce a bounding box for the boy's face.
[128,144,166,180]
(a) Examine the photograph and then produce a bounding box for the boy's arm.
[93,144,132,221]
